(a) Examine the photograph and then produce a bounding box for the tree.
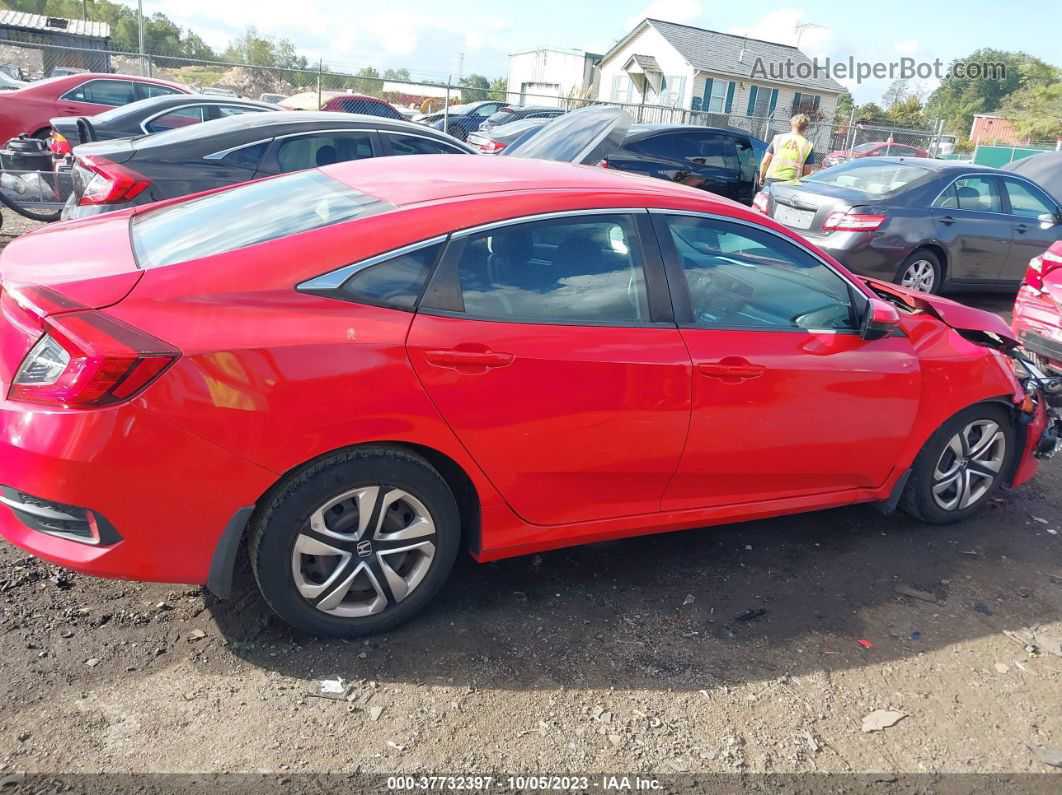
[834,90,854,121]
[458,73,490,103]
[1000,69,1062,142]
[881,79,910,110]
[853,102,886,124]
[886,96,926,128]
[383,68,411,81]
[925,49,1043,135]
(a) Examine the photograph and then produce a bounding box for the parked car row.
[0,109,1059,637]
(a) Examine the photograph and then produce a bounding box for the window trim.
[297,235,449,291]
[60,78,137,106]
[420,209,674,328]
[203,137,274,161]
[648,208,870,333]
[139,103,209,134]
[930,171,1050,218]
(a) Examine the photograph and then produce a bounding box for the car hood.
[863,278,1019,347]
[500,105,630,166]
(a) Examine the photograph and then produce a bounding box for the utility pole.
[457,52,464,80]
[317,58,323,110]
[137,0,146,76]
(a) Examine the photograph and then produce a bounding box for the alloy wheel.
[901,259,936,292]
[931,420,1006,511]
[290,486,436,617]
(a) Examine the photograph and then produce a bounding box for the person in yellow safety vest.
[758,113,815,187]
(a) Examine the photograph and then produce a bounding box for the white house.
[597,18,845,143]
[506,47,600,107]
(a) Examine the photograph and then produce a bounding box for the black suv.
[602,124,766,206]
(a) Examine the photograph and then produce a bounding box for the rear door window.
[628,134,676,159]
[675,132,734,169]
[273,131,375,172]
[140,83,182,98]
[144,105,205,133]
[216,105,267,118]
[62,79,136,106]
[425,214,650,324]
[131,170,393,269]
[385,133,466,155]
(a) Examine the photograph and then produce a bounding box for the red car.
[0,110,1058,637]
[279,91,404,121]
[0,72,190,144]
[821,141,930,169]
[1013,240,1062,375]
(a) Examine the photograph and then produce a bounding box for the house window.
[610,74,637,103]
[659,75,686,107]
[694,79,734,113]
[747,86,779,117]
[792,92,821,114]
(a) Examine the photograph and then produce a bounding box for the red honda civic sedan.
[0,150,1059,636]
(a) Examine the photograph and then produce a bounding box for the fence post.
[316,58,322,110]
[444,79,451,134]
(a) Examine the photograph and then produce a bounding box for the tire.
[895,249,942,294]
[250,446,460,637]
[901,403,1016,525]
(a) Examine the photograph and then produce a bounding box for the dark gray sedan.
[50,94,278,147]
[62,111,475,219]
[757,158,1062,293]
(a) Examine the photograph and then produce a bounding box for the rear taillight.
[1026,247,1062,292]
[9,304,179,408]
[822,210,886,232]
[480,139,506,154]
[50,131,72,157]
[752,191,769,214]
[75,154,150,206]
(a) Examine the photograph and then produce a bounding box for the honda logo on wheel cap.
[356,540,372,557]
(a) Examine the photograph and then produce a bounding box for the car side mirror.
[1039,212,1060,230]
[860,298,901,341]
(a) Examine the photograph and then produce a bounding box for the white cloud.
[624,0,703,32]
[894,39,919,54]
[729,8,833,59]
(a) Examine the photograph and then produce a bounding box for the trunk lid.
[0,211,142,308]
[768,181,870,236]
[70,138,135,165]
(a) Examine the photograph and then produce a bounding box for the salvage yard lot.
[0,216,1059,780]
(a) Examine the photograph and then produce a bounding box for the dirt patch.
[0,213,1060,781]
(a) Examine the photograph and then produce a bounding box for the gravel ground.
[0,211,1060,788]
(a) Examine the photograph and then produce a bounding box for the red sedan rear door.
[652,211,921,510]
[407,211,692,526]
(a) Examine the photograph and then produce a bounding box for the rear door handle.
[424,348,514,372]
[697,358,765,382]
[1014,223,1028,234]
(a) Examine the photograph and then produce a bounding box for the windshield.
[804,160,932,194]
[131,170,393,269]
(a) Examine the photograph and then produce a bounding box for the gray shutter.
[747,86,758,115]
[702,78,713,111]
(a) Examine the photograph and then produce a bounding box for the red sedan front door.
[653,212,921,510]
[407,212,692,526]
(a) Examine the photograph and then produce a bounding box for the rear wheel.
[250,447,460,637]
[901,404,1016,525]
[896,249,942,294]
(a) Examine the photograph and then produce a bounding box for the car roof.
[17,72,187,94]
[627,123,765,141]
[322,152,737,208]
[133,110,449,148]
[848,156,976,170]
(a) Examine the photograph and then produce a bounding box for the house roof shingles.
[629,54,662,72]
[0,10,110,40]
[630,18,844,94]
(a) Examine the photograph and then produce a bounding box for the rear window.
[804,161,931,194]
[131,170,392,269]
[486,110,517,125]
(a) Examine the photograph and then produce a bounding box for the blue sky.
[136,0,1060,103]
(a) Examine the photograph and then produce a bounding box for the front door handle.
[939,215,955,225]
[424,348,514,373]
[697,357,765,383]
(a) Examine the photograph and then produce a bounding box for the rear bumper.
[0,399,276,585]
[803,231,912,281]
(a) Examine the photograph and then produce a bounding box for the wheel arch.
[206,440,483,599]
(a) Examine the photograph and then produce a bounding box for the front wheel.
[250,447,460,637]
[901,404,1016,525]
